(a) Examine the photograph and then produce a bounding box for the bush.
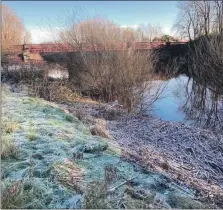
[67,50,156,112]
[56,16,164,112]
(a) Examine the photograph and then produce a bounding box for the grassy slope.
[1,84,210,209]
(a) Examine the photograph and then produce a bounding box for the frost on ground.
[0,84,217,209]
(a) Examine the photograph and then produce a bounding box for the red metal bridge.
[3,41,187,63]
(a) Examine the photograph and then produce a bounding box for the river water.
[148,75,223,132]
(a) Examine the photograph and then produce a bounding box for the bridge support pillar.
[22,44,30,63]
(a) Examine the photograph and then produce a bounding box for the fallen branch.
[107,175,138,193]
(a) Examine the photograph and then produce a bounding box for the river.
[148,75,223,132]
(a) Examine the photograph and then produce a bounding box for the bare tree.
[24,29,32,43]
[174,1,223,40]
[121,27,139,45]
[212,0,223,34]
[49,10,164,112]
[1,4,25,49]
[189,34,223,94]
[138,23,164,41]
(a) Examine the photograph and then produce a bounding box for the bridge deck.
[4,41,187,54]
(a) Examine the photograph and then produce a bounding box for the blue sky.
[3,1,179,43]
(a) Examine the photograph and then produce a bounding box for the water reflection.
[48,69,68,79]
[181,77,223,132]
[150,75,223,132]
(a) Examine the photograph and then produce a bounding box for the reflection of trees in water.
[182,77,223,132]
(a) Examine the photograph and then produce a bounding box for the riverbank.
[59,91,223,208]
[1,83,222,208]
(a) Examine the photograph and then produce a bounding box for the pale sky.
[4,1,179,43]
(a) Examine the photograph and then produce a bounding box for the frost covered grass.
[1,84,213,209]
[1,179,47,209]
[83,180,109,209]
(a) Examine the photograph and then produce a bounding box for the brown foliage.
[58,17,160,112]
[2,4,25,49]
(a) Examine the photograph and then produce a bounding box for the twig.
[107,175,138,193]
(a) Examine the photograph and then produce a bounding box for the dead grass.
[90,124,111,139]
[73,109,87,121]
[1,135,19,159]
[122,147,222,208]
[52,159,84,193]
[26,132,38,141]
[1,117,20,159]
[2,117,20,134]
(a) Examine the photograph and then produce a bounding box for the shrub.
[55,15,164,112]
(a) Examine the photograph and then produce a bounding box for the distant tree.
[152,35,179,42]
[160,34,179,42]
[121,27,138,44]
[24,29,32,43]
[2,4,25,49]
[138,23,164,41]
[152,37,162,42]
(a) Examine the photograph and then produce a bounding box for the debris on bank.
[60,92,223,208]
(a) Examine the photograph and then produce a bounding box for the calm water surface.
[148,75,223,131]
